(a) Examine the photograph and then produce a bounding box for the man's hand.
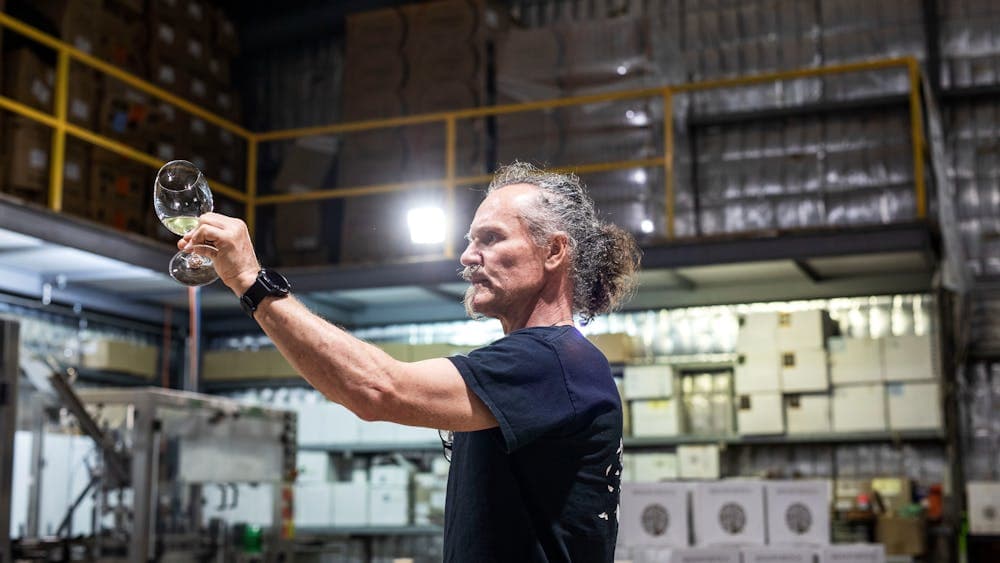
[178,212,260,295]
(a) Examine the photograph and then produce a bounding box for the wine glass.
[153,160,219,286]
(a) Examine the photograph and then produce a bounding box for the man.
[182,162,640,562]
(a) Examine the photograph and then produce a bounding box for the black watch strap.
[240,269,290,318]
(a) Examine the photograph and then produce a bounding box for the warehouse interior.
[0,0,998,561]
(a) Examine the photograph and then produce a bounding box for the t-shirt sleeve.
[448,333,577,453]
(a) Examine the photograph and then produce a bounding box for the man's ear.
[544,233,570,271]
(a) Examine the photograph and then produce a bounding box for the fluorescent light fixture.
[640,219,654,234]
[625,109,649,126]
[407,206,446,244]
[630,170,647,184]
[616,64,628,76]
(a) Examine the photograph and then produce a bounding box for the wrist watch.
[240,269,291,318]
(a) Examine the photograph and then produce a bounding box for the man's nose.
[459,240,479,267]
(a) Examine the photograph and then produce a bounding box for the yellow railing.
[0,12,928,263]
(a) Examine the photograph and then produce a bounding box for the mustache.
[459,264,482,282]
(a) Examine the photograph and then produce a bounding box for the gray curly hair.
[488,162,641,324]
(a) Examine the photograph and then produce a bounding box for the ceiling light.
[407,207,446,244]
[640,219,654,234]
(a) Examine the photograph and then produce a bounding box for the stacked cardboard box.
[88,148,150,233]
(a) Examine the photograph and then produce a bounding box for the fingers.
[182,224,228,250]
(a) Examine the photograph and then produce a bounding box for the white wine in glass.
[153,160,219,286]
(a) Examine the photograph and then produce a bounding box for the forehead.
[470,184,539,230]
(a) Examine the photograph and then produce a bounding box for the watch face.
[260,269,290,294]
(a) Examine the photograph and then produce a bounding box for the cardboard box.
[3,117,50,193]
[818,544,885,563]
[331,482,369,526]
[632,399,681,437]
[736,312,779,350]
[829,337,883,384]
[296,401,361,445]
[876,515,925,556]
[3,49,54,112]
[737,393,784,435]
[61,141,91,210]
[588,333,636,364]
[68,66,100,129]
[620,483,690,548]
[274,137,336,193]
[631,453,679,482]
[345,7,406,51]
[677,445,721,480]
[368,485,409,525]
[780,348,829,392]
[886,381,941,431]
[741,546,820,563]
[98,78,153,144]
[882,334,935,381]
[735,348,781,393]
[967,481,1000,535]
[765,480,831,546]
[831,383,886,433]
[370,465,411,487]
[784,394,831,434]
[870,476,913,514]
[624,364,674,399]
[80,339,158,378]
[692,481,766,546]
[776,310,833,350]
[34,0,102,54]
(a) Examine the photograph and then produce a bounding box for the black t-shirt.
[444,326,623,563]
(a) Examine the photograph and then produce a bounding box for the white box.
[358,420,401,443]
[882,334,935,381]
[776,310,831,350]
[294,482,335,526]
[370,464,411,487]
[632,399,682,437]
[296,451,331,483]
[886,381,941,431]
[785,394,831,434]
[631,547,740,563]
[741,546,820,563]
[297,402,361,445]
[368,485,409,526]
[624,365,673,399]
[737,393,784,435]
[331,482,369,526]
[829,337,882,384]
[764,480,831,546]
[831,384,886,433]
[692,481,766,546]
[780,348,829,392]
[967,481,1000,535]
[677,445,721,480]
[735,348,781,393]
[620,483,690,548]
[818,544,885,563]
[632,453,679,482]
[737,312,779,350]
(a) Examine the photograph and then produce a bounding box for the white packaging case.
[692,480,766,546]
[296,451,331,483]
[735,347,782,393]
[828,337,882,384]
[331,482,369,526]
[882,334,935,382]
[368,485,409,526]
[631,547,740,563]
[631,453,680,482]
[677,444,721,480]
[624,364,674,399]
[736,312,779,350]
[620,483,691,548]
[818,543,885,563]
[886,381,942,431]
[293,482,336,527]
[741,546,820,563]
[967,481,1000,535]
[632,399,682,437]
[764,480,831,546]
[737,392,785,435]
[780,348,830,392]
[776,310,832,350]
[785,394,831,434]
[831,383,886,433]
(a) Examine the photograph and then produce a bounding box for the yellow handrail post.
[48,47,71,212]
[907,57,927,220]
[246,136,259,237]
[444,116,457,259]
[662,87,675,240]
